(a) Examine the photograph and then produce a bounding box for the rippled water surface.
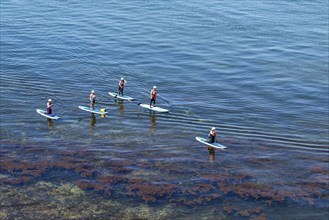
[1,0,328,219]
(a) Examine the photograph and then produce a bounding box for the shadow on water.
[149,111,157,134]
[90,113,96,128]
[208,146,215,162]
[47,119,53,129]
[116,100,125,116]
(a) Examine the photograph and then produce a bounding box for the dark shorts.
[150,98,156,106]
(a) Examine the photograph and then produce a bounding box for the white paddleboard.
[138,103,169,113]
[36,109,60,120]
[78,106,108,115]
[196,137,227,149]
[109,92,134,101]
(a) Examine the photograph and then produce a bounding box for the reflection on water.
[149,112,157,133]
[89,113,96,128]
[117,100,125,116]
[47,118,53,129]
[208,146,215,162]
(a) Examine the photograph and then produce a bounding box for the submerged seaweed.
[1,141,328,219]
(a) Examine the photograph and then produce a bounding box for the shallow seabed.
[1,139,328,219]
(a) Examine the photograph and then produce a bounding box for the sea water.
[0,0,328,219]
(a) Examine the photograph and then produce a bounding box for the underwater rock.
[122,204,173,220]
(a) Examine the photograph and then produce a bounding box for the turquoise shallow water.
[1,0,328,219]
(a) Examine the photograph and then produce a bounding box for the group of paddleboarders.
[116,78,158,108]
[117,78,158,108]
[45,90,99,114]
[46,77,157,112]
[45,77,217,144]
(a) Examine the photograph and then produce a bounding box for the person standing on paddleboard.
[117,77,127,96]
[90,90,97,109]
[208,127,217,143]
[150,86,157,107]
[47,99,53,114]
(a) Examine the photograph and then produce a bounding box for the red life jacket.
[151,89,156,99]
[119,80,125,88]
[210,131,216,137]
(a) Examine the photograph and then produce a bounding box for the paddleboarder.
[90,90,97,109]
[208,127,217,143]
[118,77,127,96]
[46,99,53,114]
[150,86,157,107]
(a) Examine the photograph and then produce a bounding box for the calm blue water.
[1,0,328,219]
